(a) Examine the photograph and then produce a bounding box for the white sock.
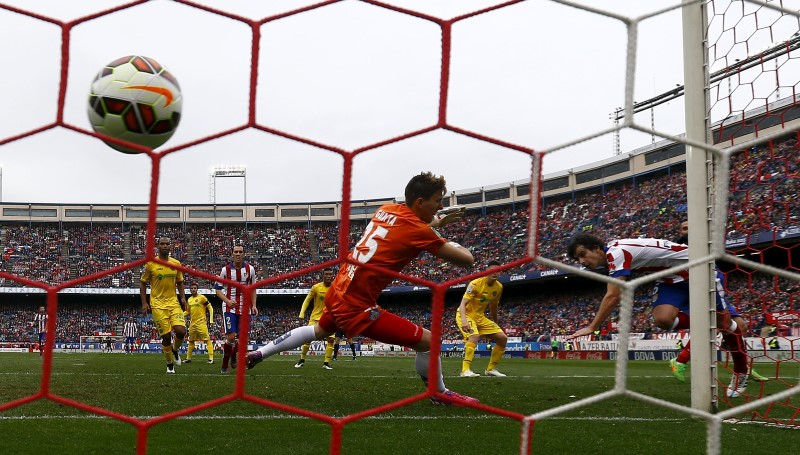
[728,319,738,333]
[257,325,317,358]
[415,351,446,393]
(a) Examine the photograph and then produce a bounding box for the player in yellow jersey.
[184,283,215,365]
[456,260,508,378]
[140,237,187,374]
[295,269,336,369]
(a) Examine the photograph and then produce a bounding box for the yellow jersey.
[299,281,331,321]
[186,293,212,327]
[462,276,503,317]
[141,258,183,310]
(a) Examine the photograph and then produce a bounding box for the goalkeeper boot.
[460,370,480,378]
[322,362,333,370]
[726,373,748,398]
[166,365,175,374]
[485,369,507,377]
[207,359,214,365]
[172,350,182,366]
[245,351,263,370]
[430,390,480,407]
[184,359,192,364]
[295,359,305,368]
[669,358,686,382]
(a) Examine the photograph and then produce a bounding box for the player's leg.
[711,273,749,397]
[153,308,177,373]
[221,312,236,372]
[296,320,316,368]
[651,303,687,331]
[323,336,335,365]
[485,329,508,377]
[170,309,186,366]
[298,342,310,365]
[650,284,690,382]
[332,335,341,360]
[348,338,357,360]
[247,318,334,369]
[198,326,213,364]
[203,334,214,364]
[232,336,239,369]
[456,312,479,376]
[361,311,478,406]
[732,316,766,381]
[186,326,195,363]
[322,330,334,370]
[186,339,195,363]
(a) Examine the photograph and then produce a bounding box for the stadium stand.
[0,133,797,343]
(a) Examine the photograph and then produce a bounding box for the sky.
[0,0,796,205]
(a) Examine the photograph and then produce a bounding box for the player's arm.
[299,289,314,320]
[571,277,625,338]
[435,241,474,268]
[490,300,499,325]
[214,288,228,303]
[205,298,213,322]
[457,297,472,333]
[429,206,465,229]
[140,265,150,313]
[176,280,187,311]
[139,282,150,313]
[250,288,258,316]
[490,288,502,323]
[214,267,232,306]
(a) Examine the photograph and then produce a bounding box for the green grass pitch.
[1,353,798,454]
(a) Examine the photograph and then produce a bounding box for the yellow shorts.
[456,312,501,340]
[151,306,186,337]
[187,324,210,342]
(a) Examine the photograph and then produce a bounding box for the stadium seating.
[0,134,797,341]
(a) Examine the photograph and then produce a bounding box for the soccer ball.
[87,55,182,154]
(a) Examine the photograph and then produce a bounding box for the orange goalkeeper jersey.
[327,203,445,313]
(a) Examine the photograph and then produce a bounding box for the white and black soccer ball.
[87,55,182,154]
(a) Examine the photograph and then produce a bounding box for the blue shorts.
[651,271,729,313]
[38,332,46,343]
[125,337,136,344]
[223,312,249,335]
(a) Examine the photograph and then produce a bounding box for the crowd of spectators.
[0,134,797,339]
[0,269,776,344]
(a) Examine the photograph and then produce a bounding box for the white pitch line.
[0,414,691,422]
[0,371,672,379]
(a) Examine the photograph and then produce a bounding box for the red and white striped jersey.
[123,321,138,338]
[215,262,256,314]
[33,312,47,334]
[605,238,689,283]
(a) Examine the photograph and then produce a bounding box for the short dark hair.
[487,259,501,267]
[404,172,446,203]
[566,234,606,260]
